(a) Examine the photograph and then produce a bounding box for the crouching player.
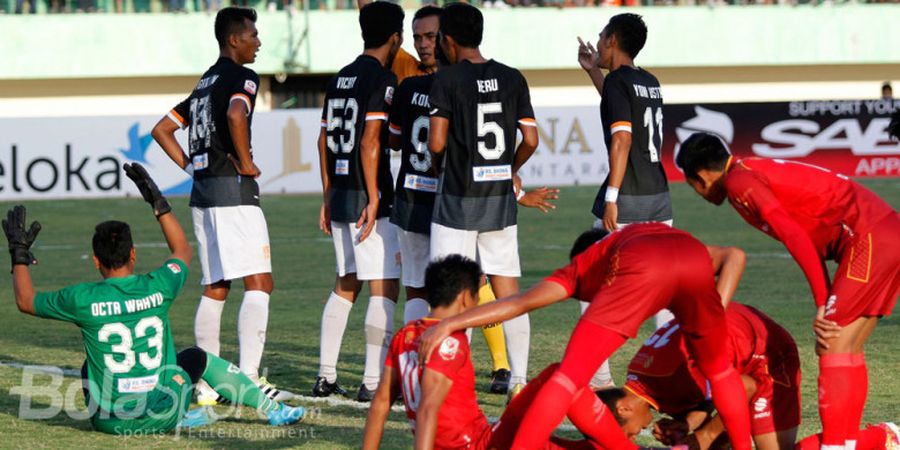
[4,163,304,434]
[362,255,677,450]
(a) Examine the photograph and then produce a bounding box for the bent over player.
[419,224,755,450]
[677,133,900,450]
[315,2,404,402]
[151,7,289,402]
[4,164,303,435]
[362,255,669,450]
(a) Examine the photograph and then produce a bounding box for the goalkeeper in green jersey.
[4,163,304,435]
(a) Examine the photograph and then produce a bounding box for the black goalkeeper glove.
[889,111,900,142]
[2,205,41,269]
[124,163,171,218]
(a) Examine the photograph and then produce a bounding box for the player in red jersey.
[419,224,754,450]
[362,255,675,450]
[676,133,900,450]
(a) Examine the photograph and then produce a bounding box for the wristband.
[604,186,619,203]
[516,188,526,201]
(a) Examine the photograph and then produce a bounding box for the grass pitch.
[0,180,898,448]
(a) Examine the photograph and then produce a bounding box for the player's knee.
[176,347,208,384]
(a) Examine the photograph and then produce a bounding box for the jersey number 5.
[326,98,359,154]
[477,102,506,160]
[643,106,663,163]
[98,317,165,374]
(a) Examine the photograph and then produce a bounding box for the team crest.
[172,374,185,386]
[244,79,257,95]
[438,336,460,360]
[167,262,181,274]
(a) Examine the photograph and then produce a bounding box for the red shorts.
[827,213,900,326]
[581,231,726,339]
[747,326,802,435]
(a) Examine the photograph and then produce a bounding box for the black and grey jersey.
[321,55,397,223]
[593,65,672,223]
[388,75,437,235]
[169,57,261,208]
[429,60,536,232]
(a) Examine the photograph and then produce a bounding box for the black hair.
[92,220,133,269]
[424,254,482,309]
[604,13,647,59]
[440,3,483,48]
[882,81,893,91]
[596,388,628,426]
[570,228,610,260]
[360,2,405,49]
[215,7,257,49]
[675,132,732,180]
[414,5,442,23]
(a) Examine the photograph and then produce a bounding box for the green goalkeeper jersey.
[33,259,188,417]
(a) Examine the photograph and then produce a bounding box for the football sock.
[238,290,269,380]
[568,382,637,450]
[578,300,613,388]
[504,313,530,386]
[478,284,510,372]
[362,296,395,390]
[319,292,353,383]
[403,298,429,324]
[202,351,279,414]
[511,320,626,450]
[195,295,225,356]
[655,308,675,328]
[819,353,857,449]
[846,354,868,449]
[796,425,887,450]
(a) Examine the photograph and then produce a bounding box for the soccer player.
[676,132,900,450]
[419,224,755,450]
[428,2,538,395]
[357,0,440,84]
[151,7,289,403]
[315,1,404,402]
[598,302,800,450]
[362,255,665,450]
[3,164,304,434]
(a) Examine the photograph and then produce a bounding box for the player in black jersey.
[151,7,292,404]
[427,3,539,396]
[314,2,404,403]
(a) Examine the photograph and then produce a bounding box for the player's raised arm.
[362,365,400,450]
[152,100,192,172]
[4,205,41,315]
[419,281,568,364]
[415,367,455,450]
[123,163,192,266]
[356,119,384,242]
[706,245,746,307]
[577,36,604,95]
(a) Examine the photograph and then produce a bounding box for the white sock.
[655,309,675,328]
[362,296,395,390]
[590,360,615,388]
[465,328,473,343]
[238,290,269,380]
[579,301,590,314]
[319,292,353,383]
[845,440,857,450]
[504,313,530,386]
[195,296,225,356]
[403,298,430,324]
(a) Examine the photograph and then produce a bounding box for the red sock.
[707,367,753,450]
[794,425,886,450]
[819,353,857,447]
[510,320,626,450]
[568,384,638,450]
[846,354,868,448]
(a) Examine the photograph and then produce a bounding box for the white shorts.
[397,230,430,288]
[192,205,272,285]
[592,219,674,230]
[429,223,520,277]
[332,218,401,281]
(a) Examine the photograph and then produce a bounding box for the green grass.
[0,180,898,448]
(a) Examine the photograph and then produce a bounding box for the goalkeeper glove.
[124,163,171,218]
[2,205,41,269]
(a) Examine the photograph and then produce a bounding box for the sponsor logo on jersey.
[118,374,159,393]
[168,262,181,274]
[172,374,186,386]
[335,159,349,176]
[472,165,512,182]
[439,336,460,360]
[403,174,438,193]
[825,295,838,318]
[244,79,257,95]
[754,397,768,413]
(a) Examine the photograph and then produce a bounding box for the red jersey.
[624,303,791,415]
[723,157,896,306]
[385,318,489,449]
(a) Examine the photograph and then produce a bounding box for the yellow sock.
[478,283,510,372]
